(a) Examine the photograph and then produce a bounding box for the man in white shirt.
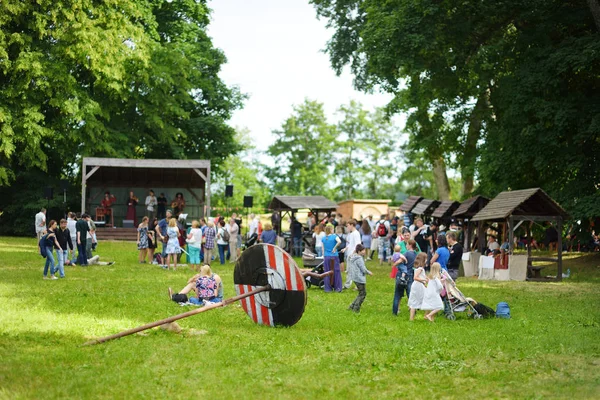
[248,214,259,238]
[343,219,362,289]
[35,208,47,241]
[145,190,158,221]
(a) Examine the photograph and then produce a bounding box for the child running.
[346,244,372,313]
[421,262,445,322]
[408,252,429,321]
[165,218,181,271]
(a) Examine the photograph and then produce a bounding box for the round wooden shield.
[234,244,307,327]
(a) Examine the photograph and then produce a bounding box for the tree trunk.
[433,157,451,200]
[588,0,600,31]
[461,92,487,197]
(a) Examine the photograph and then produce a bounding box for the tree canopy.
[0,0,243,233]
[311,0,600,220]
[0,0,242,185]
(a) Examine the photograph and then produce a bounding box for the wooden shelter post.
[557,217,563,281]
[508,216,514,253]
[81,161,100,213]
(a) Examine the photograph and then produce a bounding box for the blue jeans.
[218,244,228,264]
[44,247,56,276]
[378,239,390,261]
[162,241,168,259]
[393,273,414,315]
[316,246,323,257]
[292,237,303,257]
[77,242,88,265]
[190,297,222,306]
[56,249,68,278]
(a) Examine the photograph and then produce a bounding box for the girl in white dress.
[421,262,445,322]
[408,252,429,321]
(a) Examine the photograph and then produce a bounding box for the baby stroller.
[441,270,482,320]
[243,233,258,249]
[302,250,325,289]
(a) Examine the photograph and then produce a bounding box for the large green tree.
[0,0,242,184]
[334,101,396,200]
[0,0,243,234]
[266,99,337,197]
[312,0,600,213]
[212,128,272,212]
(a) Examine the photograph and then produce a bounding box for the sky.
[207,0,401,152]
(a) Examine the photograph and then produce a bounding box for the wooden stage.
[95,227,137,241]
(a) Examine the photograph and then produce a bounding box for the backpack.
[496,302,511,319]
[473,302,496,318]
[154,253,163,265]
[221,228,230,242]
[39,235,48,258]
[38,233,52,258]
[377,222,388,237]
[171,293,188,303]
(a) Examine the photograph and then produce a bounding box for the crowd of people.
[36,208,115,279]
[100,190,185,225]
[291,212,466,318]
[34,201,478,320]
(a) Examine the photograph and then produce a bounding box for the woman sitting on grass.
[169,265,223,306]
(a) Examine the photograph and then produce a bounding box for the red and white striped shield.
[234,244,307,327]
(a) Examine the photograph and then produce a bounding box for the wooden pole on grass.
[84,285,271,346]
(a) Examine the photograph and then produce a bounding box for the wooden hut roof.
[452,195,490,218]
[412,199,441,216]
[399,196,423,212]
[268,196,337,211]
[83,157,210,188]
[471,188,569,221]
[431,201,461,218]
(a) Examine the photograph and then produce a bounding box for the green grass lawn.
[0,237,599,399]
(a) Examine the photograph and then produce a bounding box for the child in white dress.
[408,252,429,321]
[421,262,444,322]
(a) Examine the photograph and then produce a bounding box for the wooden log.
[84,285,271,346]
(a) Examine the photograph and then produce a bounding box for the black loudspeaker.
[243,196,253,208]
[60,179,69,191]
[43,187,54,200]
[225,185,234,198]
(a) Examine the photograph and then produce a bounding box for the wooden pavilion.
[268,196,338,232]
[411,199,441,220]
[399,195,423,213]
[452,195,490,252]
[81,157,211,233]
[431,200,461,221]
[471,188,569,281]
[268,196,338,253]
